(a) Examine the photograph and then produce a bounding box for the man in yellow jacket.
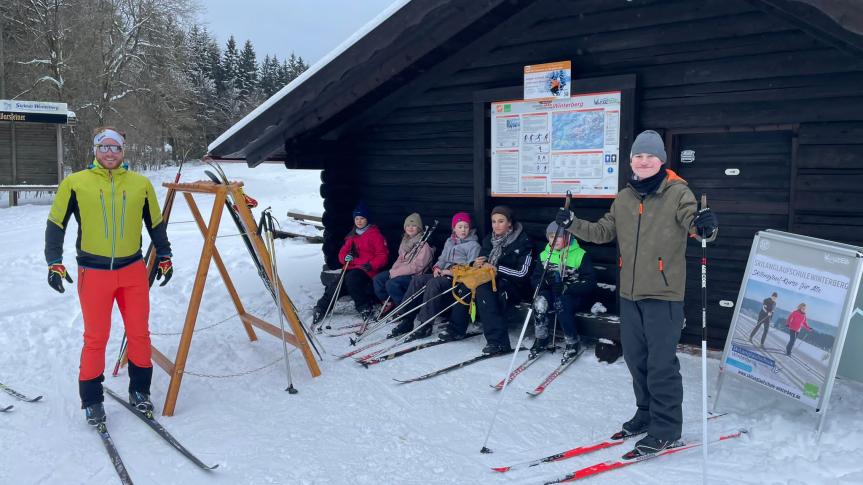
[44,127,173,425]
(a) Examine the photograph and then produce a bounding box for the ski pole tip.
[286,386,298,394]
[480,446,493,454]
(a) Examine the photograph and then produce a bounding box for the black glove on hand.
[555,208,574,228]
[361,263,372,272]
[553,298,564,314]
[48,264,73,293]
[693,208,718,237]
[156,257,173,286]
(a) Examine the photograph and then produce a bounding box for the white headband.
[93,129,125,153]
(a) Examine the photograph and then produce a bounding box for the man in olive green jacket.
[556,130,717,457]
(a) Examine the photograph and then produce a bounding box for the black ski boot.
[529,336,550,358]
[623,435,683,459]
[359,305,374,322]
[562,340,582,362]
[482,343,512,355]
[387,320,413,339]
[611,412,651,440]
[84,402,106,427]
[438,327,466,342]
[312,307,325,326]
[410,322,433,340]
[130,391,154,415]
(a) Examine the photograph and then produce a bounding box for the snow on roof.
[208,0,414,154]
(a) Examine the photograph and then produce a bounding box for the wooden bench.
[0,185,58,207]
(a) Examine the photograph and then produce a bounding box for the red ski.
[543,429,746,484]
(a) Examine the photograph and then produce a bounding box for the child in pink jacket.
[785,303,812,356]
[373,213,434,311]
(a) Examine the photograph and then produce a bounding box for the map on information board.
[490,91,621,198]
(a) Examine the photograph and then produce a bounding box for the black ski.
[394,348,526,383]
[0,382,42,402]
[362,332,483,367]
[204,167,322,360]
[0,405,13,412]
[490,349,549,390]
[105,389,219,470]
[95,422,134,485]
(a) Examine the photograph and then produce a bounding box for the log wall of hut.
[318,0,863,347]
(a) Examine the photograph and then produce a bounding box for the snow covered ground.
[1,163,861,484]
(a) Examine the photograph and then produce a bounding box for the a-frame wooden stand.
[151,180,320,416]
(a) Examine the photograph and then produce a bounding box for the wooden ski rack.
[149,179,320,416]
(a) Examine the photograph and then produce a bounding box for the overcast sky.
[198,0,402,65]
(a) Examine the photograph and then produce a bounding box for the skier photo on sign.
[372,212,434,316]
[529,222,596,361]
[44,127,173,425]
[555,129,719,458]
[440,206,533,355]
[785,302,812,356]
[749,292,779,347]
[313,202,388,323]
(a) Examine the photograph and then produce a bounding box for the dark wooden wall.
[318,0,863,346]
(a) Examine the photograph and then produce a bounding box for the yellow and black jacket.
[44,161,172,270]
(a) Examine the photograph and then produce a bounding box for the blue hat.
[352,202,370,219]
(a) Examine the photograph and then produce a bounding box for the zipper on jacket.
[99,190,109,239]
[630,199,644,296]
[658,257,669,286]
[109,171,117,270]
[120,191,127,239]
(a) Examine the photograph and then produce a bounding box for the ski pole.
[698,193,717,483]
[405,219,438,264]
[112,160,184,377]
[480,190,572,454]
[352,285,452,344]
[353,284,431,340]
[317,260,348,332]
[263,210,298,394]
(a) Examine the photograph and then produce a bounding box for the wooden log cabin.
[207,0,863,348]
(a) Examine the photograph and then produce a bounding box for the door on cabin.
[671,130,792,347]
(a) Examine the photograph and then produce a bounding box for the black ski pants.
[448,279,519,350]
[749,311,771,346]
[619,297,685,441]
[400,274,455,327]
[316,269,375,313]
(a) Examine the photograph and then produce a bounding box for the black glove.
[555,208,574,228]
[155,257,173,286]
[553,298,564,314]
[361,263,372,272]
[693,208,718,237]
[48,264,73,293]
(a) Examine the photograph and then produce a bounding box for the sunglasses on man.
[95,145,123,154]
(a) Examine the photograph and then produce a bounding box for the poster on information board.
[718,230,863,411]
[490,91,621,198]
[523,61,571,100]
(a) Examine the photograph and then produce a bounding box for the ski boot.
[84,402,106,427]
[529,336,550,359]
[409,322,433,340]
[611,412,651,440]
[438,327,466,342]
[387,320,413,339]
[312,307,325,327]
[561,340,582,363]
[623,435,683,459]
[359,305,374,322]
[482,343,512,355]
[130,391,154,417]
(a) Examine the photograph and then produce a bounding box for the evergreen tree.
[220,36,240,95]
[237,39,258,101]
[258,55,280,99]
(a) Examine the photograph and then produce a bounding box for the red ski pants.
[77,260,152,381]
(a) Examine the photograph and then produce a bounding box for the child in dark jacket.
[389,212,481,338]
[314,202,388,323]
[373,212,434,309]
[530,222,596,360]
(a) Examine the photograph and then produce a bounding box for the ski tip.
[207,463,220,470]
[489,384,503,390]
[30,395,43,403]
[490,466,510,473]
[526,391,540,397]
[392,378,411,384]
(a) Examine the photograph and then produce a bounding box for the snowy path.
[1,163,861,484]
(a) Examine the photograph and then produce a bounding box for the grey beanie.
[630,130,667,163]
[546,221,562,238]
